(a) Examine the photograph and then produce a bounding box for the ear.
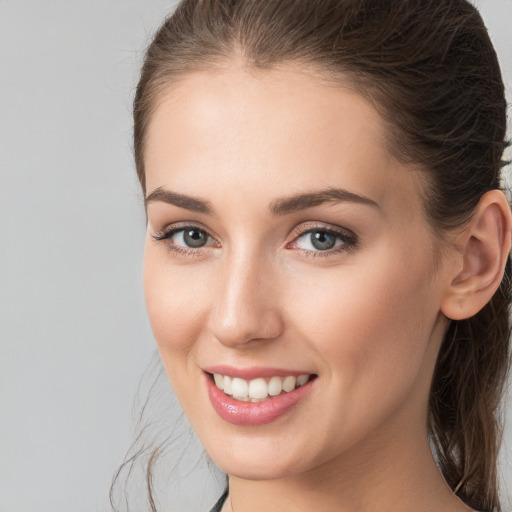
[441,190,512,321]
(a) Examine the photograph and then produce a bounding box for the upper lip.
[203,365,315,380]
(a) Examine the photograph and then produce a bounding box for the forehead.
[144,63,423,219]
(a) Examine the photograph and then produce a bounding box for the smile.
[205,370,316,426]
[213,373,311,402]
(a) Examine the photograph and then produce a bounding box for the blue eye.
[153,226,215,250]
[294,228,355,253]
[152,224,356,258]
[177,228,210,248]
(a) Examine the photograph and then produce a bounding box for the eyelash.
[152,223,217,258]
[289,225,357,258]
[151,223,358,259]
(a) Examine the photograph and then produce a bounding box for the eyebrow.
[269,187,379,215]
[145,187,214,215]
[145,186,378,215]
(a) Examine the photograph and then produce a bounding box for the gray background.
[1,1,511,511]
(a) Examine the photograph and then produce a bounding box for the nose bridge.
[209,244,283,347]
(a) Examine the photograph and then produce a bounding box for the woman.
[113,1,512,511]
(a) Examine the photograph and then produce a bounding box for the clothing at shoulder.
[208,492,487,512]
[209,490,228,512]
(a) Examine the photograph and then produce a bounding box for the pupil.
[184,229,207,247]
[311,231,335,250]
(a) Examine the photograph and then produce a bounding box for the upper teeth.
[213,374,311,402]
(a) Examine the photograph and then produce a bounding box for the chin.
[216,457,300,481]
[204,435,321,482]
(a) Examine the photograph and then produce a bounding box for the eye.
[175,227,211,248]
[291,226,356,255]
[152,225,217,252]
[298,231,338,251]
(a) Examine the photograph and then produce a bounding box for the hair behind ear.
[429,255,511,511]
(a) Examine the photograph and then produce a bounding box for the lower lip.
[205,373,315,426]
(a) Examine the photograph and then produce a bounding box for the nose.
[208,251,284,349]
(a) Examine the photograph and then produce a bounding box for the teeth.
[268,376,283,396]
[248,378,268,399]
[231,377,249,398]
[213,374,224,389]
[223,376,232,395]
[213,373,311,401]
[297,374,309,386]
[283,376,296,392]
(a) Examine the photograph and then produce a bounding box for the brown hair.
[113,1,511,510]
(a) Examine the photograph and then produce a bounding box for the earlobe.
[441,190,512,321]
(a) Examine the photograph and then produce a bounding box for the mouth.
[211,373,313,402]
[204,369,317,426]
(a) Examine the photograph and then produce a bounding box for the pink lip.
[204,365,312,380]
[205,372,315,426]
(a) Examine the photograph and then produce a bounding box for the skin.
[142,62,510,512]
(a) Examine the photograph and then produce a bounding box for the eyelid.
[152,221,217,242]
[292,222,356,238]
[291,222,356,240]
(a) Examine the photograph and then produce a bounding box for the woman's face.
[143,64,454,480]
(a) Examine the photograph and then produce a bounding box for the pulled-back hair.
[114,1,511,510]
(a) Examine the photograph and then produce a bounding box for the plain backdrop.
[1,1,511,511]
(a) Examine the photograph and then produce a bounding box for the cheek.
[286,247,440,403]
[143,246,209,361]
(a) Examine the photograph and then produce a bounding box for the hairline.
[139,53,461,273]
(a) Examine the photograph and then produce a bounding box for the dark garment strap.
[209,489,228,512]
